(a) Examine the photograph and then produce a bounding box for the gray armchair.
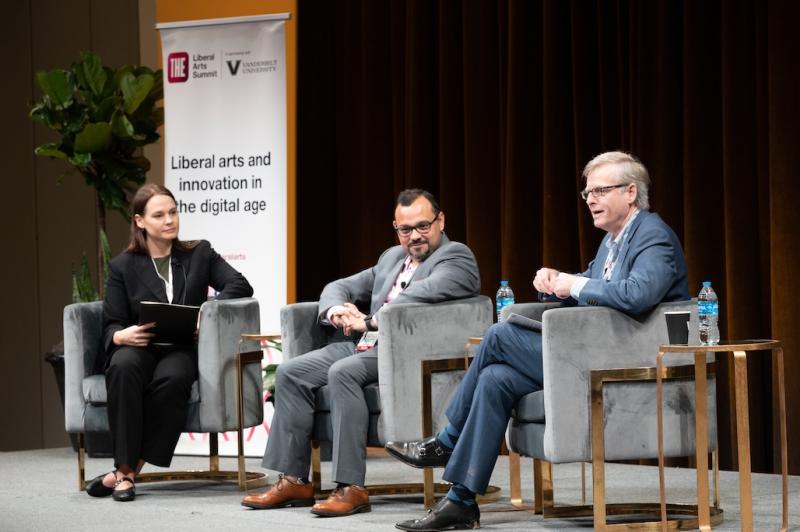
[504,300,721,528]
[63,298,265,490]
[279,296,493,493]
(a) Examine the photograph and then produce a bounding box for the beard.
[408,238,432,261]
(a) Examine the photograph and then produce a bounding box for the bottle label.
[496,297,515,311]
[698,301,718,316]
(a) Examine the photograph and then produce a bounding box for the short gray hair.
[582,151,650,210]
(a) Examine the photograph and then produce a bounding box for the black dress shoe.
[112,476,136,502]
[86,472,115,497]
[395,498,480,531]
[385,436,453,468]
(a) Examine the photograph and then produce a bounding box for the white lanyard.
[152,258,174,303]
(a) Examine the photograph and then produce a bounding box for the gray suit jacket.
[317,234,481,322]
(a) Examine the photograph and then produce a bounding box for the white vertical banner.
[158,14,289,334]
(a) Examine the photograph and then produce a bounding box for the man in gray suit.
[242,189,480,517]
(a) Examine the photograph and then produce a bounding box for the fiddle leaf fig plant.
[29,51,164,227]
[30,51,163,297]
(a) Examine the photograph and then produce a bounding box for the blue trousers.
[442,321,543,494]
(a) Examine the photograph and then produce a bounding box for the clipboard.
[506,312,543,332]
[139,301,200,344]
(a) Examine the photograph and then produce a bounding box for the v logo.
[226,60,242,75]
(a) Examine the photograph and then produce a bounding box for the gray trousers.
[261,341,378,486]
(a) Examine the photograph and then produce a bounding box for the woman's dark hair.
[126,183,196,255]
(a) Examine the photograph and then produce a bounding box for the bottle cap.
[500,280,508,286]
[702,281,711,287]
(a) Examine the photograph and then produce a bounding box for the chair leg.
[311,439,322,496]
[77,433,86,491]
[208,432,219,472]
[535,459,554,513]
[509,451,523,509]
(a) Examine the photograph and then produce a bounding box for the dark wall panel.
[0,0,41,450]
[0,0,140,451]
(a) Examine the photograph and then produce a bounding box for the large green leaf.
[34,144,68,160]
[69,152,92,168]
[94,96,118,122]
[120,73,154,115]
[35,69,74,110]
[71,255,99,303]
[76,52,107,96]
[112,112,135,138]
[74,122,112,152]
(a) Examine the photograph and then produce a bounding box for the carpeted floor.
[0,447,796,531]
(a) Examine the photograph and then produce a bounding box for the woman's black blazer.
[100,240,253,372]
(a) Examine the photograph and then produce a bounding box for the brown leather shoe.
[309,484,371,517]
[241,474,315,509]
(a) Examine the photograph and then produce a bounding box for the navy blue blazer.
[101,239,253,371]
[552,210,689,315]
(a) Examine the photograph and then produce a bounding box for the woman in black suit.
[86,183,253,502]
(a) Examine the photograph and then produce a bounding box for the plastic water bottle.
[496,280,515,322]
[698,281,720,346]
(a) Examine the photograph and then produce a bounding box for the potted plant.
[30,50,164,282]
[31,51,164,454]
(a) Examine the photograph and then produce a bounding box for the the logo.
[167,52,189,83]
[226,60,242,76]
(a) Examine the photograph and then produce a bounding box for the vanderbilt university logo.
[226,60,242,76]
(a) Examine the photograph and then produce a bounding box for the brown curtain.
[296,0,800,474]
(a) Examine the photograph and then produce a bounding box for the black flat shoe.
[86,471,116,497]
[112,476,136,502]
[395,498,480,531]
[385,436,453,468]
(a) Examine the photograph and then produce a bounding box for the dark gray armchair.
[63,298,265,490]
[504,300,722,528]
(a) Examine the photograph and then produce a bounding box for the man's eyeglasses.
[394,213,440,237]
[580,183,629,200]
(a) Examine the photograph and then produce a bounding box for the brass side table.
[656,340,788,531]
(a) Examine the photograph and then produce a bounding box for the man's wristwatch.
[364,315,378,332]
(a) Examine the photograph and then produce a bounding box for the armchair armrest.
[376,295,493,442]
[195,297,262,433]
[280,302,329,360]
[63,301,104,433]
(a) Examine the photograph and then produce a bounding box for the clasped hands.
[330,303,374,336]
[532,268,578,299]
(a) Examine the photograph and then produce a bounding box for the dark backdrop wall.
[295,0,799,474]
[0,0,138,451]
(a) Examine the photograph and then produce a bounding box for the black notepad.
[506,313,543,332]
[138,301,201,344]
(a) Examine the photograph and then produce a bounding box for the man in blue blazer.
[386,151,689,531]
[242,189,481,517]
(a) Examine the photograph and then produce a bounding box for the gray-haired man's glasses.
[580,183,629,201]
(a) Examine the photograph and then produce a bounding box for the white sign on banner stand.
[158,14,290,457]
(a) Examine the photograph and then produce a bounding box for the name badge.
[356,331,379,352]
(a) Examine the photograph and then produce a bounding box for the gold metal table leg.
[776,347,788,532]
[694,351,711,531]
[732,350,753,531]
